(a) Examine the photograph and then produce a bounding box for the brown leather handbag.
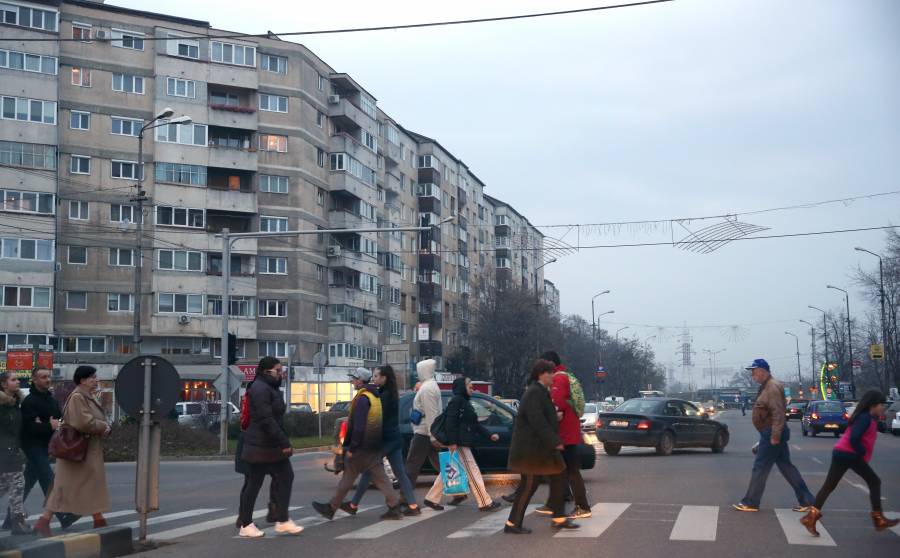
[48,394,89,462]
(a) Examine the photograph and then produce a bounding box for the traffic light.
[227,333,238,365]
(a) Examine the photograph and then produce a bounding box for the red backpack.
[240,392,251,431]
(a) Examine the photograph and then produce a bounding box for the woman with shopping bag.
[424,377,501,511]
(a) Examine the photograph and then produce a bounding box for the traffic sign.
[214,366,244,397]
[869,344,884,360]
[115,355,181,417]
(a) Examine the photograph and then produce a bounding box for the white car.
[892,413,900,436]
[580,403,600,431]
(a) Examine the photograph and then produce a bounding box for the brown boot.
[799,507,822,537]
[871,511,900,531]
[33,516,52,538]
[92,513,108,528]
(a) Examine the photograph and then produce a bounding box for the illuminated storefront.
[289,367,359,411]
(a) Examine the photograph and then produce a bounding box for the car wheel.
[603,442,621,456]
[711,430,727,453]
[655,432,674,456]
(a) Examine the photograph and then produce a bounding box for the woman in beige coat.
[33,366,111,537]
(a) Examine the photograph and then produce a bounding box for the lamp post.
[856,247,888,392]
[591,290,610,342]
[827,285,855,398]
[532,258,556,352]
[800,319,816,386]
[643,334,656,347]
[703,349,726,389]
[809,305,829,369]
[784,331,801,388]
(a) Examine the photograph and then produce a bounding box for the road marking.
[291,505,378,530]
[27,509,136,525]
[775,508,836,546]
[117,508,223,529]
[448,504,537,538]
[152,506,302,541]
[811,456,823,465]
[792,444,802,451]
[337,506,451,539]
[555,502,630,538]
[890,511,900,537]
[669,505,718,541]
[846,480,869,494]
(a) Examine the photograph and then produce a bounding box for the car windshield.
[817,402,844,413]
[584,404,597,414]
[616,399,663,414]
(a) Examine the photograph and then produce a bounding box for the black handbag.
[430,409,450,445]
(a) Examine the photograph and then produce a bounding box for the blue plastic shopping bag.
[439,450,469,496]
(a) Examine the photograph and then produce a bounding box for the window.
[110,204,140,224]
[170,35,199,59]
[329,153,376,186]
[108,248,134,267]
[111,73,145,94]
[390,319,401,336]
[158,249,202,272]
[158,293,203,314]
[156,206,204,228]
[496,256,511,269]
[71,67,90,86]
[210,91,239,107]
[260,53,287,74]
[259,94,287,113]
[0,238,53,261]
[362,130,377,152]
[316,148,325,168]
[259,300,287,317]
[258,134,287,152]
[0,141,56,170]
[316,188,325,206]
[67,154,89,175]
[417,155,441,170]
[1,286,51,308]
[107,293,132,312]
[111,160,141,180]
[385,125,399,145]
[0,49,56,75]
[0,3,57,31]
[389,287,401,305]
[60,337,106,353]
[210,41,256,67]
[1,96,56,124]
[359,95,376,119]
[155,123,207,146]
[166,77,196,98]
[66,291,87,310]
[111,117,141,136]
[68,200,88,220]
[315,304,325,321]
[259,174,288,194]
[316,111,324,128]
[259,256,286,274]
[260,216,288,232]
[72,23,91,41]
[316,264,325,281]
[1,189,53,214]
[67,246,87,264]
[258,341,287,358]
[111,29,144,50]
[155,162,206,186]
[317,74,326,91]
[69,110,89,130]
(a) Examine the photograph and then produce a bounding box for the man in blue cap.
[734,359,815,512]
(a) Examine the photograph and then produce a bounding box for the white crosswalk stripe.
[26,509,135,525]
[285,505,378,532]
[774,508,836,546]
[152,506,303,541]
[554,502,630,538]
[447,505,537,538]
[889,511,900,537]
[337,506,452,539]
[670,505,718,541]
[116,508,223,530]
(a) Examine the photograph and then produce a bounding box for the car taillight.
[811,412,819,420]
[842,412,849,421]
[338,420,348,445]
[789,407,797,413]
[596,419,604,428]
[636,420,651,430]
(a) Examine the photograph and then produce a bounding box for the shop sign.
[418,323,430,341]
[5,345,34,372]
[237,364,257,382]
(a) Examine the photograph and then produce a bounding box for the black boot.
[10,515,31,536]
[1,510,10,531]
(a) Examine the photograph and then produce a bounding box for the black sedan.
[786,400,809,420]
[327,391,595,474]
[596,397,729,456]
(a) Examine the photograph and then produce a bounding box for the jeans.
[237,459,294,527]
[329,450,398,510]
[814,451,882,512]
[352,445,417,506]
[741,426,814,508]
[19,445,78,525]
[508,472,567,526]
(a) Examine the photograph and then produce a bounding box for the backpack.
[566,371,586,418]
[240,392,251,431]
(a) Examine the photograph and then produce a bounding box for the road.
[4,410,899,557]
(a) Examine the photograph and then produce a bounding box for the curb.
[0,527,132,558]
[154,445,332,462]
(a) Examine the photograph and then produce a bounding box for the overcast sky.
[114,0,900,386]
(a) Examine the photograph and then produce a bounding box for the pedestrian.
[733,359,815,513]
[33,366,111,537]
[313,367,402,520]
[424,377,501,511]
[741,396,747,417]
[236,356,302,538]
[505,359,578,534]
[0,372,31,534]
[800,390,899,535]
[5,368,78,530]
[234,378,277,529]
[344,366,420,515]
[404,359,442,508]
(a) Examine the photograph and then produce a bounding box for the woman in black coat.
[505,360,578,534]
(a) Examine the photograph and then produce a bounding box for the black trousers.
[238,459,294,527]
[561,444,589,509]
[404,434,440,487]
[507,472,567,526]
[814,452,881,512]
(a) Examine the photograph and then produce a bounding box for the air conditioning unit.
[178,315,191,325]
[51,367,62,378]
[96,30,107,39]
[327,95,340,104]
[326,245,342,257]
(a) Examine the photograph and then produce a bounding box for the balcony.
[458,239,468,253]
[385,173,402,194]
[327,249,380,276]
[418,252,441,273]
[329,133,377,168]
[208,105,257,131]
[418,282,441,302]
[384,142,400,164]
[457,186,468,208]
[327,97,374,131]
[458,215,468,231]
[328,209,363,230]
[329,171,374,199]
[206,210,253,234]
[460,321,469,335]
[419,341,443,357]
[417,167,441,186]
[418,311,443,330]
[417,195,441,215]
[207,253,255,276]
[208,127,257,172]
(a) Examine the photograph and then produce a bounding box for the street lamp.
[643,334,656,346]
[808,305,829,372]
[799,319,816,386]
[784,331,801,387]
[591,290,610,341]
[533,258,557,305]
[856,246,888,391]
[615,326,629,342]
[703,349,726,389]
[827,285,855,397]
[532,257,557,352]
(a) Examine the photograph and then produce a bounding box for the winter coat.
[444,378,491,448]
[379,388,402,454]
[0,390,25,473]
[241,372,290,464]
[752,375,786,442]
[412,378,442,437]
[20,387,62,448]
[345,385,382,452]
[551,368,582,446]
[508,381,565,475]
[45,386,110,515]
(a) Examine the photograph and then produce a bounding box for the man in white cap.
[404,359,445,509]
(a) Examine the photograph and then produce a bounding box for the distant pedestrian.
[801,390,899,535]
[0,372,30,535]
[404,359,442,508]
[740,397,747,416]
[424,377,501,511]
[505,360,578,534]
[733,359,814,513]
[34,366,111,537]
[236,357,302,538]
[345,366,420,515]
[313,368,402,520]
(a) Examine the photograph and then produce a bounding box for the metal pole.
[317,368,323,439]
[132,132,144,352]
[844,292,855,397]
[219,229,231,455]
[879,257,888,392]
[800,320,816,387]
[137,357,153,541]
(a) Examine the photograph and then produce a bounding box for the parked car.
[288,403,313,413]
[175,401,238,431]
[580,403,600,431]
[595,398,729,456]
[497,398,520,411]
[786,400,809,420]
[328,401,351,414]
[884,401,900,435]
[326,391,595,475]
[801,400,849,437]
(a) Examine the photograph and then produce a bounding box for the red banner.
[5,350,33,372]
[238,364,256,382]
[37,351,54,370]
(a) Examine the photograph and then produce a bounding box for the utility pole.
[809,305,829,367]
[827,285,855,398]
[785,331,801,388]
[856,247,889,392]
[800,319,816,387]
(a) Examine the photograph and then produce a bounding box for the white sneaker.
[275,519,304,535]
[238,523,265,538]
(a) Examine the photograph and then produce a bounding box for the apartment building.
[0,0,556,408]
[543,279,560,316]
[484,194,546,293]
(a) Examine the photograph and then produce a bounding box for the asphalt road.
[4,410,899,557]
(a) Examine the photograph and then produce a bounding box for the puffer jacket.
[240,372,290,464]
[444,378,491,447]
[0,390,25,473]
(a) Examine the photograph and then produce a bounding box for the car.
[595,397,729,456]
[328,401,351,414]
[801,400,849,437]
[326,391,596,475]
[884,401,900,435]
[786,400,809,420]
[175,401,238,430]
[497,398,520,411]
[288,403,313,413]
[580,403,600,431]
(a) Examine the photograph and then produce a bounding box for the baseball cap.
[348,367,372,382]
[744,358,770,371]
